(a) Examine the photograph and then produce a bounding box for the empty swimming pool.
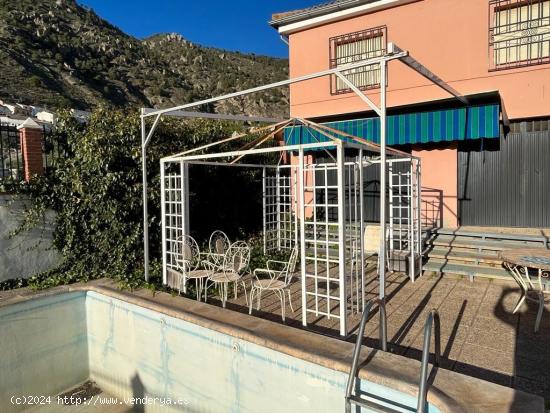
[0,284,543,412]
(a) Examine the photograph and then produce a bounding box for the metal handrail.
[345,298,387,413]
[417,309,441,413]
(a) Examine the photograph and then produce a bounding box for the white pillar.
[141,115,149,282]
[359,150,365,311]
[337,143,348,336]
[409,160,415,282]
[262,167,267,254]
[276,167,281,250]
[379,60,387,301]
[299,148,308,327]
[180,161,189,294]
[160,160,167,285]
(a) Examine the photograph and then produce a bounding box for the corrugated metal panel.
[285,104,500,149]
[458,130,550,227]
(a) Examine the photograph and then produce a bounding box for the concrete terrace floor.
[206,267,550,402]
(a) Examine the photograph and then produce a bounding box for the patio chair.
[249,245,299,321]
[504,262,550,332]
[202,230,231,266]
[204,241,251,308]
[171,234,211,300]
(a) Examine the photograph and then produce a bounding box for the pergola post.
[298,147,307,327]
[262,167,267,254]
[336,142,348,336]
[379,60,387,302]
[409,159,415,283]
[160,159,167,285]
[181,161,190,239]
[181,161,189,294]
[359,149,365,311]
[141,113,150,282]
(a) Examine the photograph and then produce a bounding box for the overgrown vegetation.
[0,0,291,291]
[3,108,280,291]
[0,0,289,117]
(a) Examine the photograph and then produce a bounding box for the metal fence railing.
[0,122,23,182]
[0,123,68,184]
[43,126,68,174]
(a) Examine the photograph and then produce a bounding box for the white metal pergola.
[140,42,466,335]
[160,117,420,336]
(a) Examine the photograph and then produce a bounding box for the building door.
[458,126,550,227]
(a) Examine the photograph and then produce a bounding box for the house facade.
[270,0,550,228]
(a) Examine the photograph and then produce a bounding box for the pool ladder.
[345,299,441,413]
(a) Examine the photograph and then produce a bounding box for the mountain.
[0,0,289,117]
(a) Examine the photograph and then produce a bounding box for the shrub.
[28,75,42,87]
[10,107,272,290]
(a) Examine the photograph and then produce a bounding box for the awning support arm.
[391,43,469,105]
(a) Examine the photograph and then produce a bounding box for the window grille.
[489,0,550,69]
[329,26,387,94]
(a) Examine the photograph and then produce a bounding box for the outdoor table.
[501,248,550,332]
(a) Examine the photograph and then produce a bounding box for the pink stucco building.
[270,0,550,228]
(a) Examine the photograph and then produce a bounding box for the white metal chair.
[204,241,251,308]
[202,230,231,266]
[504,262,550,332]
[171,235,211,300]
[249,245,299,321]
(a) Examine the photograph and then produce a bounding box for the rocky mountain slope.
[0,0,289,117]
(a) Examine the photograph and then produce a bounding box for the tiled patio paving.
[209,267,550,401]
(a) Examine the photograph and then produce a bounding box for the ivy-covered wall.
[6,107,269,290]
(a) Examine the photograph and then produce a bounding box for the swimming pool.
[0,286,543,412]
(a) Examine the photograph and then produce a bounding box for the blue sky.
[78,1,318,58]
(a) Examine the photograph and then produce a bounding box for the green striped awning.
[284,104,500,148]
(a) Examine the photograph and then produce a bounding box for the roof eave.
[270,0,421,34]
[269,0,372,28]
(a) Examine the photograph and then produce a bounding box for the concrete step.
[424,259,550,287]
[427,236,542,252]
[433,228,548,246]
[426,248,503,266]
[423,259,510,280]
[423,228,550,282]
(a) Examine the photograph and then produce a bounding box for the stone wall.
[0,194,59,282]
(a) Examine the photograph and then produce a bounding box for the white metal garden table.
[501,248,550,332]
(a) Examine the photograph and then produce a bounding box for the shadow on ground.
[211,269,550,402]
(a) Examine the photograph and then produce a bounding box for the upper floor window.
[489,0,550,70]
[329,26,387,94]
